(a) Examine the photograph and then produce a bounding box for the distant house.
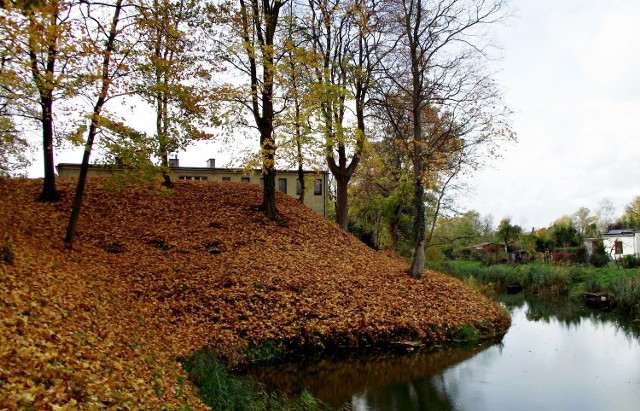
[472,242,506,258]
[602,230,640,260]
[56,158,330,217]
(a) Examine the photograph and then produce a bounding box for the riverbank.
[427,260,640,316]
[0,178,509,409]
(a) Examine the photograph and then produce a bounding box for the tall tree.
[64,0,130,247]
[619,196,640,230]
[276,2,321,202]
[596,198,616,233]
[496,217,521,253]
[14,0,80,200]
[572,207,595,235]
[380,0,510,278]
[304,0,382,230]
[0,18,31,175]
[135,0,215,187]
[213,0,287,219]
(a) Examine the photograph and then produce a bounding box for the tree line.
[0,0,514,277]
[393,197,639,266]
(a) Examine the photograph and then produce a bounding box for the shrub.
[622,255,639,269]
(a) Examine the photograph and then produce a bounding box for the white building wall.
[603,235,639,259]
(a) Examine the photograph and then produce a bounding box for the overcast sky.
[457,0,640,229]
[34,0,640,230]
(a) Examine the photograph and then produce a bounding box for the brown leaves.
[0,177,509,408]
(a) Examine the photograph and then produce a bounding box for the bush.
[622,255,639,269]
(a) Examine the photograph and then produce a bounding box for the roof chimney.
[168,157,179,168]
[207,158,216,168]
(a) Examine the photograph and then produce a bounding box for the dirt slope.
[0,178,509,409]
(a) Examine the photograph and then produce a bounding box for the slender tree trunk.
[295,101,305,203]
[296,156,305,203]
[408,179,426,278]
[158,99,173,188]
[64,0,123,248]
[64,119,98,247]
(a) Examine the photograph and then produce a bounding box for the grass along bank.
[427,260,640,316]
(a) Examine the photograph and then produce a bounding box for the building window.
[222,176,230,182]
[313,179,322,195]
[296,179,302,195]
[615,240,623,255]
[241,177,250,183]
[278,178,287,194]
[201,176,208,181]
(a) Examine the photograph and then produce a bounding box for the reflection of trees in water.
[249,296,640,409]
[352,377,454,411]
[500,294,640,341]
[247,340,498,407]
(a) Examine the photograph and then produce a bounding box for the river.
[248,294,640,410]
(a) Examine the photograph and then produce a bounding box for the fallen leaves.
[0,177,509,409]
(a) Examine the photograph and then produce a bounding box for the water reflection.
[250,295,640,410]
[248,340,498,407]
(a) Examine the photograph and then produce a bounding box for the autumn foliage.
[0,178,510,409]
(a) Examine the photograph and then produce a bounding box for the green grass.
[182,349,335,411]
[427,260,640,316]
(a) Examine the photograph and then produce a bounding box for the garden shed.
[602,230,640,260]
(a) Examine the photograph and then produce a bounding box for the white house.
[602,230,640,260]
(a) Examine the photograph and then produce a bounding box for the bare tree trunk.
[29,7,60,202]
[408,179,426,278]
[38,96,59,202]
[64,0,123,248]
[334,174,349,230]
[238,0,283,221]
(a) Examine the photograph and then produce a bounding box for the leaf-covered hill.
[0,178,509,409]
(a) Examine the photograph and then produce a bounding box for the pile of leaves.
[0,178,510,409]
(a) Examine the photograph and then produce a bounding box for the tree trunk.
[335,174,349,231]
[64,0,122,248]
[38,96,59,202]
[297,160,305,203]
[408,179,426,278]
[260,134,278,220]
[64,122,96,247]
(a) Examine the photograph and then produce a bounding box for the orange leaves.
[0,177,509,408]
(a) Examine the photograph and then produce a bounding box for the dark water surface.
[249,295,640,410]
